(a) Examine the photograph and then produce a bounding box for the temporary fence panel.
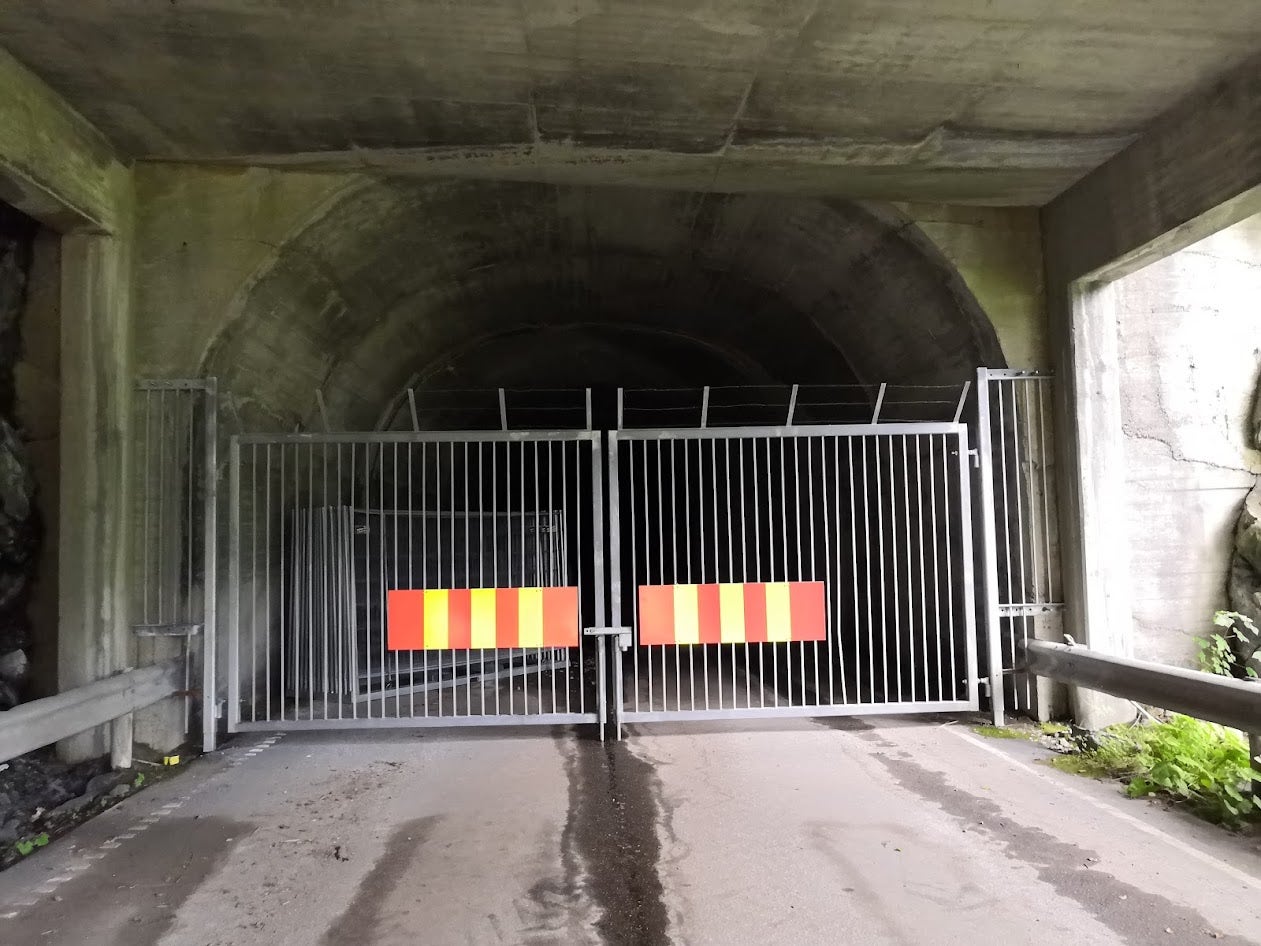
[976,369,1063,724]
[227,430,606,732]
[607,423,980,727]
[133,379,218,751]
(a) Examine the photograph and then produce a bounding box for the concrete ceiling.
[4,1,1261,204]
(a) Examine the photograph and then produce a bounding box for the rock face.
[1226,383,1261,676]
[0,205,39,709]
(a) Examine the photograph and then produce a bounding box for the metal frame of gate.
[225,428,606,733]
[133,379,218,752]
[976,368,1063,725]
[606,421,981,731]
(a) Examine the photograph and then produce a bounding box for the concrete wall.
[1114,216,1261,665]
[1042,54,1261,726]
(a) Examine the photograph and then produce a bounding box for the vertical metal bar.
[607,435,622,731]
[700,386,710,429]
[142,390,152,625]
[308,444,316,722]
[956,426,981,708]
[1036,378,1056,600]
[480,441,487,716]
[684,440,695,711]
[914,435,929,702]
[394,442,402,719]
[533,441,543,715]
[952,381,971,424]
[1009,381,1031,712]
[928,432,944,703]
[378,444,387,719]
[901,435,913,702]
[491,440,499,717]
[872,383,887,424]
[420,441,428,718]
[499,388,508,432]
[617,388,624,431]
[628,439,639,714]
[407,388,420,432]
[943,434,960,702]
[975,369,1006,725]
[874,433,887,703]
[591,434,610,728]
[996,378,1016,710]
[278,442,287,721]
[738,438,750,708]
[709,437,721,709]
[806,436,819,705]
[227,437,241,734]
[786,384,799,426]
[585,388,593,432]
[202,382,219,750]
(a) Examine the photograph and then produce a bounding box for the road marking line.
[944,727,1261,892]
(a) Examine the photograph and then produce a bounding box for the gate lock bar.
[584,626,633,651]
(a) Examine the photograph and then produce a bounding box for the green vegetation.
[1048,715,1258,827]
[972,724,1032,740]
[14,833,49,857]
[1195,611,1259,679]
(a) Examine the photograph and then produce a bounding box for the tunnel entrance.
[172,180,1051,743]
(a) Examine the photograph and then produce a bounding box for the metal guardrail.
[1019,638,1261,733]
[0,661,181,764]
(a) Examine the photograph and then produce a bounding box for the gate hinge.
[968,448,980,469]
[584,626,633,651]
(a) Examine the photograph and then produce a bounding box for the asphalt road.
[1,715,1258,945]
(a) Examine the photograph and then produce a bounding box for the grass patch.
[1047,715,1258,827]
[1038,721,1070,736]
[972,724,1032,741]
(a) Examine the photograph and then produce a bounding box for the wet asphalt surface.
[0,717,1259,945]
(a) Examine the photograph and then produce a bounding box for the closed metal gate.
[606,421,980,729]
[226,430,607,732]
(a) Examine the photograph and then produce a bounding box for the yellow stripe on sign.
[518,587,544,648]
[765,582,793,642]
[718,583,745,643]
[673,584,700,644]
[424,589,449,650]
[470,588,497,649]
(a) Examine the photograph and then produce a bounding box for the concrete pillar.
[56,231,133,765]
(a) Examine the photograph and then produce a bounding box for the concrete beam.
[1042,53,1261,726]
[0,46,126,234]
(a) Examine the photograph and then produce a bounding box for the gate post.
[975,368,1007,726]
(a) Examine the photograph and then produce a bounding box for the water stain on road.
[562,732,672,946]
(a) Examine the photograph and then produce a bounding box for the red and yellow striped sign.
[387,587,579,651]
[637,582,826,646]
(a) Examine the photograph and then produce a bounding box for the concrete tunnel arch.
[201,179,1006,430]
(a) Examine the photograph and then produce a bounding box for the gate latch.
[584,626,633,651]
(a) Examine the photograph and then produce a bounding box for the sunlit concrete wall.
[1113,216,1261,665]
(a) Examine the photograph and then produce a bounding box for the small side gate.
[606,421,980,730]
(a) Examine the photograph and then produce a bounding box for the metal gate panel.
[227,430,605,732]
[133,379,218,752]
[608,423,979,727]
[976,369,1063,724]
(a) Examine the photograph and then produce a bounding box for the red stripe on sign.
[447,588,472,650]
[697,584,722,644]
[743,583,768,643]
[495,587,519,649]
[789,581,827,642]
[542,586,580,647]
[638,585,676,645]
[387,589,425,650]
